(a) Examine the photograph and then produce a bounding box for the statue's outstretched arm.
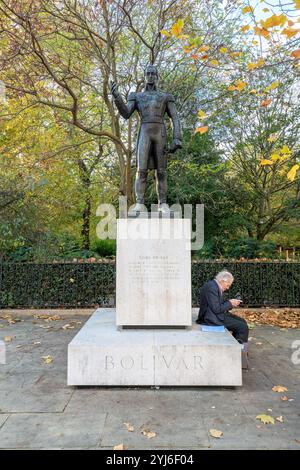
[111,81,136,119]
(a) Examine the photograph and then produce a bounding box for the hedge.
[0,260,299,308]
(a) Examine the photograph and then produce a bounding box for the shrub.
[195,237,277,259]
[91,239,116,257]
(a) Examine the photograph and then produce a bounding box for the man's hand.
[229,299,242,307]
[169,139,182,153]
[110,81,119,99]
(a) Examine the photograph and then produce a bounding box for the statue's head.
[144,64,158,89]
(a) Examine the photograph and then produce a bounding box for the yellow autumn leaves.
[161,19,254,68]
[291,49,300,59]
[227,78,278,106]
[242,9,300,57]
[195,126,208,134]
[260,13,287,29]
[242,6,254,14]
[261,145,292,165]
[195,109,209,135]
[242,8,300,38]
[228,80,247,92]
[160,19,188,39]
[161,16,299,181]
[263,81,279,93]
[260,98,272,107]
[162,13,299,75]
[241,25,250,33]
[287,165,300,181]
[258,13,299,40]
[260,145,299,181]
[247,58,265,71]
[197,110,207,120]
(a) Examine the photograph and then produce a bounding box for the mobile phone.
[236,292,243,301]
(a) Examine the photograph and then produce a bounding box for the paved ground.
[0,309,299,450]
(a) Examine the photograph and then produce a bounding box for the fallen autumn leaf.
[209,429,223,438]
[256,414,275,425]
[4,336,13,342]
[272,385,288,393]
[123,422,134,432]
[113,443,125,450]
[140,427,156,439]
[42,355,53,364]
[62,324,75,330]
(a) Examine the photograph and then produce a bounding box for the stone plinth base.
[68,309,242,386]
[0,340,5,364]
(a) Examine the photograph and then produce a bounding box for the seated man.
[196,270,249,368]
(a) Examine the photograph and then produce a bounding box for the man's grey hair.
[215,270,234,283]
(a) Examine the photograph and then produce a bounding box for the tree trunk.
[256,188,267,241]
[81,192,91,250]
[256,230,265,241]
[78,159,91,250]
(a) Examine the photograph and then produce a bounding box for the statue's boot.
[135,170,148,203]
[128,169,148,216]
[158,202,171,214]
[156,169,167,208]
[128,202,147,216]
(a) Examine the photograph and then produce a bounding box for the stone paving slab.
[0,415,8,429]
[100,411,210,449]
[66,388,244,418]
[0,411,106,449]
[203,414,299,450]
[0,370,45,390]
[238,392,300,417]
[0,311,300,449]
[239,369,274,391]
[0,387,73,413]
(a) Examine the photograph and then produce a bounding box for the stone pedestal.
[0,340,5,364]
[116,218,191,326]
[68,309,242,386]
[68,216,243,387]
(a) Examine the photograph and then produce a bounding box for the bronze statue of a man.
[111,65,182,214]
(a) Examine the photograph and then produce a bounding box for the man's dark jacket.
[196,279,233,325]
